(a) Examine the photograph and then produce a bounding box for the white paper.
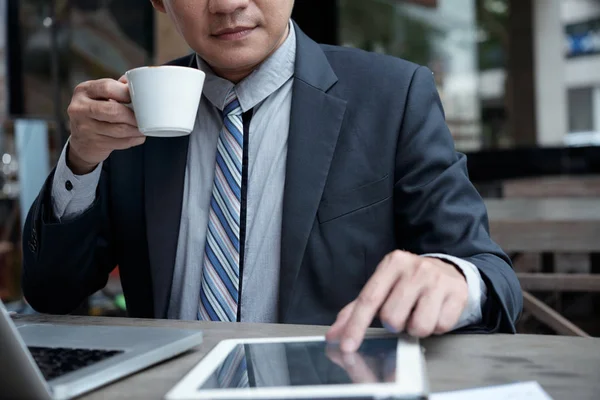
[431,381,553,400]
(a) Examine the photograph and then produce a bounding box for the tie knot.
[223,92,242,118]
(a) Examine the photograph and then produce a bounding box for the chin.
[211,51,270,72]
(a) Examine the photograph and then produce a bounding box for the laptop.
[0,300,203,400]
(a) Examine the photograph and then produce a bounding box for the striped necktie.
[198,90,244,322]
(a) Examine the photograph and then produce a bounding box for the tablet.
[165,335,428,400]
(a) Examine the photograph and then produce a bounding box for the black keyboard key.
[28,347,124,381]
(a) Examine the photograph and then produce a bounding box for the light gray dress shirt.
[50,22,487,328]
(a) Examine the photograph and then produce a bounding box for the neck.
[212,24,290,83]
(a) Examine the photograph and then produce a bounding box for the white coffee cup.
[125,66,205,137]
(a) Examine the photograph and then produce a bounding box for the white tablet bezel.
[165,335,428,400]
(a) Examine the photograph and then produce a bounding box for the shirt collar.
[196,20,297,113]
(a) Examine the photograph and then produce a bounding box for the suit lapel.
[143,54,196,318]
[144,133,190,319]
[279,25,347,321]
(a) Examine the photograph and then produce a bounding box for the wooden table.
[13,315,600,400]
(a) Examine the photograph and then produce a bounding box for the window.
[568,87,594,133]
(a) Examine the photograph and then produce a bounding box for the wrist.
[66,145,98,176]
[426,256,467,281]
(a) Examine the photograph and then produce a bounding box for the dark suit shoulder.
[320,44,423,83]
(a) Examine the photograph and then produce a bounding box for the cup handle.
[124,75,134,110]
[127,77,135,99]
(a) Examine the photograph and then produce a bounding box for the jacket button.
[65,180,73,191]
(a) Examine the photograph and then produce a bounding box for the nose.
[208,0,250,14]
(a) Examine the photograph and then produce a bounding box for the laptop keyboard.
[28,346,124,381]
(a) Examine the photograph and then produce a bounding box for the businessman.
[22,0,522,352]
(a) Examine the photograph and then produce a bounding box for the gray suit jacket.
[22,24,522,332]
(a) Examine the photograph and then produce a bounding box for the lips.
[212,26,256,40]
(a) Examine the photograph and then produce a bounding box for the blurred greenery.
[340,0,510,70]
[339,0,395,52]
[339,0,442,67]
[477,0,509,70]
[115,294,127,311]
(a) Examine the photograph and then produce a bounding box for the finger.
[406,289,446,338]
[72,134,146,155]
[434,297,465,335]
[111,136,146,150]
[79,78,131,103]
[116,76,133,109]
[326,301,356,342]
[378,279,424,334]
[87,119,143,139]
[80,134,146,151]
[340,252,408,352]
[378,257,435,332]
[86,100,138,126]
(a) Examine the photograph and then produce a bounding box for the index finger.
[82,78,131,103]
[339,252,407,352]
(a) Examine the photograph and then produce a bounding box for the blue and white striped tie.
[198,90,244,322]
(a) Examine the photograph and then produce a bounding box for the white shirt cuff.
[51,142,102,221]
[421,253,487,330]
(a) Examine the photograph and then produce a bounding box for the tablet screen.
[199,338,397,390]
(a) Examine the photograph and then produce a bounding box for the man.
[22,0,522,352]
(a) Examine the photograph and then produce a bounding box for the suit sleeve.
[393,66,523,333]
[21,157,116,315]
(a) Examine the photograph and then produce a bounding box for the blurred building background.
[0,0,599,334]
[2,0,600,152]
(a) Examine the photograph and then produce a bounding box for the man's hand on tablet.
[326,250,468,352]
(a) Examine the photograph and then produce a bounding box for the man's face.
[153,0,294,76]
